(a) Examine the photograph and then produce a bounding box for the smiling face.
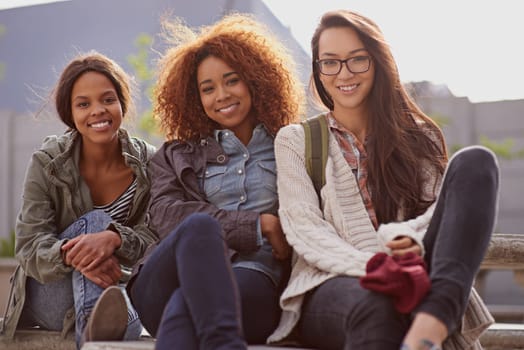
[197,55,255,142]
[71,71,122,147]
[318,26,375,116]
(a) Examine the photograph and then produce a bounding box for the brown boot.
[82,286,128,343]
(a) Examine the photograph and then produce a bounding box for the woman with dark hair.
[269,10,499,350]
[126,13,305,349]
[1,51,156,349]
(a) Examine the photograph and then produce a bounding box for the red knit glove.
[359,252,431,313]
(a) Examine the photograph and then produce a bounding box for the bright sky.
[0,0,68,10]
[3,0,523,103]
[262,0,524,103]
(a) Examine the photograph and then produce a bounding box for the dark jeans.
[298,146,499,350]
[129,213,281,350]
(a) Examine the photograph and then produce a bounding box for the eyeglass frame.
[315,55,372,76]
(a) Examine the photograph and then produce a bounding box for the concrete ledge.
[2,324,523,350]
[81,340,311,350]
[0,329,75,350]
[479,323,524,350]
[482,233,524,269]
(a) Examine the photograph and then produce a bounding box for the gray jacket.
[1,129,157,339]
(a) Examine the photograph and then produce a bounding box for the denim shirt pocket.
[256,160,277,193]
[199,165,228,197]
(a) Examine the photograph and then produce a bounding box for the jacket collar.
[43,129,146,188]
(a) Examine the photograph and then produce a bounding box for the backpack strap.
[301,113,329,198]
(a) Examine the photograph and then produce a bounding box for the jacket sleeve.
[110,139,158,267]
[110,217,158,268]
[275,125,374,277]
[15,152,73,283]
[148,144,260,253]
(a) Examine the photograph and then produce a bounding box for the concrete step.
[1,323,523,350]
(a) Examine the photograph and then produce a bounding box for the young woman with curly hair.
[125,13,305,349]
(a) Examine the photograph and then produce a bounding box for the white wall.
[0,111,65,238]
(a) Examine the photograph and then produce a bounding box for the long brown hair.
[155,14,305,142]
[310,10,448,223]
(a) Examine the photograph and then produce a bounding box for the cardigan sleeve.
[275,125,374,276]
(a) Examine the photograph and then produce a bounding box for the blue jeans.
[129,213,281,350]
[298,146,499,350]
[18,210,142,349]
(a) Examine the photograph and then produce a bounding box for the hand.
[386,236,422,256]
[260,214,291,260]
[61,230,122,271]
[80,255,122,288]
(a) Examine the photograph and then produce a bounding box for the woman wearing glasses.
[269,10,499,350]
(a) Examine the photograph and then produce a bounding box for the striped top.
[94,178,137,224]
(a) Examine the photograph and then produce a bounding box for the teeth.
[90,121,110,128]
[339,84,357,91]
[218,104,236,113]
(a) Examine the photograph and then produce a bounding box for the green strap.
[301,114,328,198]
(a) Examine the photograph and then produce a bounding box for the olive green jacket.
[0,129,157,339]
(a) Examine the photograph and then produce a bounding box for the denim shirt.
[201,124,283,286]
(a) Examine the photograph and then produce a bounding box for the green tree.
[0,231,15,257]
[428,112,450,128]
[479,136,524,160]
[0,24,6,81]
[127,33,159,138]
[428,112,524,160]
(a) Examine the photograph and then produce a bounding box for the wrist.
[107,230,122,249]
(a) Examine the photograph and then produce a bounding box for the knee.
[170,213,222,247]
[448,146,499,186]
[72,210,112,235]
[176,213,220,236]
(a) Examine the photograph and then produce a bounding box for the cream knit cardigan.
[268,124,493,349]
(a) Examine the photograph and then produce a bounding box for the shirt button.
[243,154,247,158]
[224,132,229,137]
[238,169,243,175]
[205,170,209,175]
[240,196,245,201]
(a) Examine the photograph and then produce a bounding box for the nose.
[338,62,355,79]
[91,103,107,116]
[216,85,230,102]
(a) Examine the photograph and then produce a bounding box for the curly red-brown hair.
[154,13,305,141]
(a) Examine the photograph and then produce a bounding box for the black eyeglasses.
[316,56,371,76]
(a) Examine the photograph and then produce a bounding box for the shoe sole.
[87,285,128,341]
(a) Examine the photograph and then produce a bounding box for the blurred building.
[1,0,523,315]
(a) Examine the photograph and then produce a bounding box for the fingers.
[61,235,81,252]
[272,246,291,260]
[391,244,422,257]
[386,236,422,256]
[63,233,116,269]
[386,236,412,249]
[81,257,122,288]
